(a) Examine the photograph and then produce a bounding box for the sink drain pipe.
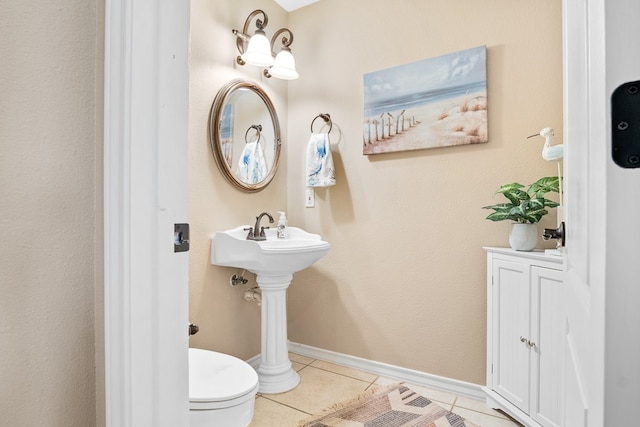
[244,287,262,306]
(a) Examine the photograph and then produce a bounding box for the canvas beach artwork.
[363,45,488,155]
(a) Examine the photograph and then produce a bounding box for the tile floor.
[249,352,523,427]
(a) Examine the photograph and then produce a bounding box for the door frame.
[602,0,640,423]
[563,0,640,425]
[103,0,191,425]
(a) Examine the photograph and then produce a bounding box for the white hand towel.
[306,133,336,187]
[237,141,267,184]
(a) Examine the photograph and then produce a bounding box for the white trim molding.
[103,0,134,423]
[285,342,485,400]
[104,0,191,425]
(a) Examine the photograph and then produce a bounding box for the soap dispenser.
[276,211,288,239]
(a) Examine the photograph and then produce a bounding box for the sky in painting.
[364,46,487,105]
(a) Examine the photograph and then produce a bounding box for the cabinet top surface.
[484,247,564,264]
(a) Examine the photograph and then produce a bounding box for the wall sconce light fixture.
[232,10,299,80]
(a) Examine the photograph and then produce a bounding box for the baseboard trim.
[286,341,485,400]
[246,354,261,369]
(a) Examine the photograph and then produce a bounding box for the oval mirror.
[208,79,282,193]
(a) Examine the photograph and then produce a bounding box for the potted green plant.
[483,176,560,251]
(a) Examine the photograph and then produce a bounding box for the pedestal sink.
[210,225,330,394]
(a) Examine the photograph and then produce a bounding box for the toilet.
[189,348,259,427]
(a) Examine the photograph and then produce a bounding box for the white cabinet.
[484,248,563,427]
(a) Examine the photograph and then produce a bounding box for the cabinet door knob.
[520,336,527,343]
[528,340,536,348]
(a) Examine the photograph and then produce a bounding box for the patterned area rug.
[298,383,480,427]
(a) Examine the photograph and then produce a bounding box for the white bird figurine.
[528,127,565,234]
[527,127,564,161]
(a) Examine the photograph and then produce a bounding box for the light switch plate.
[305,188,315,208]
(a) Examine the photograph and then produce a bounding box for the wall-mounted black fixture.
[612,80,640,168]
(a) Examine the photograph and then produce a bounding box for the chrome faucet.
[246,212,274,241]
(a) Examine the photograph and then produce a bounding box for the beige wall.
[0,1,102,425]
[285,0,562,384]
[188,0,290,358]
[191,0,562,385]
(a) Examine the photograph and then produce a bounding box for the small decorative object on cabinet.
[482,177,560,251]
[508,223,538,252]
[484,247,563,427]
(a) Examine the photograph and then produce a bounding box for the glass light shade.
[241,30,274,67]
[268,49,299,80]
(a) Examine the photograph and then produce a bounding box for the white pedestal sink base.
[210,227,330,394]
[256,273,299,394]
[256,363,300,394]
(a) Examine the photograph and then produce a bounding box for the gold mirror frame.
[208,79,282,193]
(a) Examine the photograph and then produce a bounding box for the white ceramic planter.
[509,223,538,251]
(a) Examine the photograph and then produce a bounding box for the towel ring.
[245,124,262,144]
[310,113,332,133]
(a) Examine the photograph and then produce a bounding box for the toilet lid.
[189,348,259,402]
